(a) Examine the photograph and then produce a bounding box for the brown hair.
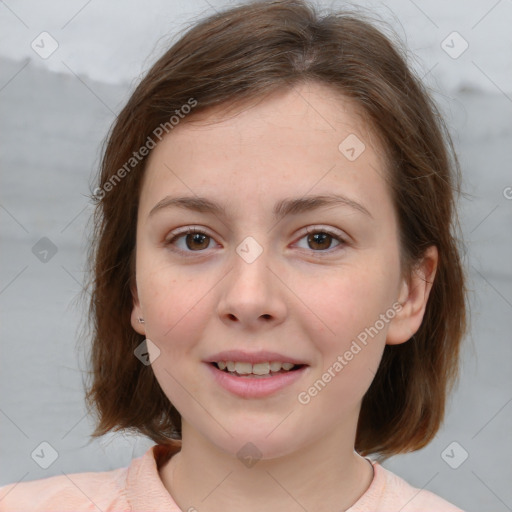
[82,0,467,460]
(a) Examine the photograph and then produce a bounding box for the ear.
[386,245,438,345]
[130,280,146,336]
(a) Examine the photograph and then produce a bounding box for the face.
[131,82,426,460]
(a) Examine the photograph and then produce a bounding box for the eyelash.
[164,226,348,258]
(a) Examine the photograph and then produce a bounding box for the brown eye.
[165,228,215,254]
[295,227,345,253]
[185,232,210,250]
[307,232,333,250]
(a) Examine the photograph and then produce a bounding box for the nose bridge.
[231,234,273,293]
[217,233,287,326]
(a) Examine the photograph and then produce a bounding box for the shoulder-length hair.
[83,0,467,460]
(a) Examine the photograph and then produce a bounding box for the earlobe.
[131,308,146,335]
[386,246,438,345]
[130,281,146,335]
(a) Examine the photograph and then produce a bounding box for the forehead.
[139,82,390,217]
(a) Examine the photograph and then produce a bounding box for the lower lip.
[206,363,308,399]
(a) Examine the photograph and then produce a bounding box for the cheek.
[138,260,216,402]
[298,260,399,397]
[136,253,212,356]
[305,263,397,342]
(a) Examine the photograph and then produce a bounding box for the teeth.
[252,362,270,375]
[270,361,282,372]
[234,362,252,375]
[215,361,298,375]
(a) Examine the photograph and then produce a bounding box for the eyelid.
[301,225,348,241]
[166,225,216,239]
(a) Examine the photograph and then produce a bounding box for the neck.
[159,421,374,512]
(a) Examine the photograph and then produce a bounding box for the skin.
[131,81,437,512]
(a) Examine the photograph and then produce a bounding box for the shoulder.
[0,443,181,512]
[378,463,464,511]
[0,466,128,512]
[349,461,464,512]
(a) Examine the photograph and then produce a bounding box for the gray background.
[1,1,511,511]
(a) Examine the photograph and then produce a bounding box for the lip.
[205,350,308,366]
[205,361,309,399]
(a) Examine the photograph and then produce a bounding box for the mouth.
[207,360,309,398]
[210,361,307,378]
[205,350,309,397]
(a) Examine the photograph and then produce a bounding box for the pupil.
[186,233,209,250]
[308,232,331,250]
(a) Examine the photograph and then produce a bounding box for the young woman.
[0,1,467,510]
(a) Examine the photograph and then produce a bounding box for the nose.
[216,240,288,330]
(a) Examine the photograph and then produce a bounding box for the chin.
[199,424,306,463]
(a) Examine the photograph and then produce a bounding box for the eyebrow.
[148,193,373,220]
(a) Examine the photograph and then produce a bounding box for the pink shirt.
[0,444,463,511]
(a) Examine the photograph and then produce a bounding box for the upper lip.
[205,350,308,366]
